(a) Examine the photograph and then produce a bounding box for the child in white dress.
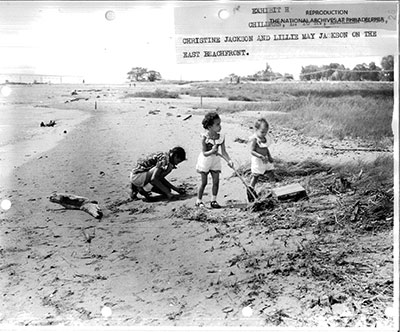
[196,112,233,208]
[249,118,277,189]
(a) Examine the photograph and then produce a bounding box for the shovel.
[218,153,258,202]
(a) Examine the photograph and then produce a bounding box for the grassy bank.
[180,81,393,100]
[182,82,394,141]
[121,89,180,99]
[267,95,394,140]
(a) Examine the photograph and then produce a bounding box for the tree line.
[127,67,162,82]
[300,55,394,82]
[227,63,294,84]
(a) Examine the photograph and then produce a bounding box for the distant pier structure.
[0,73,84,84]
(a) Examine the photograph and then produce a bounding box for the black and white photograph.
[0,1,398,329]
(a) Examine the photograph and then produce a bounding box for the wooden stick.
[322,145,392,153]
[217,153,258,202]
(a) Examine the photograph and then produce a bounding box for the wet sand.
[0,105,90,183]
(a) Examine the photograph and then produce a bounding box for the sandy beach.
[0,83,394,327]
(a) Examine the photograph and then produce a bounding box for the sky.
[0,1,396,83]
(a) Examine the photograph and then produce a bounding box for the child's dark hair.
[170,146,186,161]
[202,112,220,129]
[255,118,269,130]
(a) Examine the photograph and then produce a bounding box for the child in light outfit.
[196,112,233,208]
[130,147,186,200]
[249,118,277,189]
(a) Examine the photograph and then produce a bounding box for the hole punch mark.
[1,199,12,211]
[1,86,12,97]
[105,10,116,21]
[218,9,230,20]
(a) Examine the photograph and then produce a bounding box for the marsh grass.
[122,89,180,99]
[202,95,393,141]
[238,155,393,233]
[236,155,393,189]
[333,154,394,190]
[181,81,393,141]
[267,96,394,140]
[235,158,332,179]
[227,95,257,102]
[180,81,393,100]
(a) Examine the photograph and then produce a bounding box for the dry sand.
[0,83,394,327]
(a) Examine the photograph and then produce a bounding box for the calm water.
[0,104,90,181]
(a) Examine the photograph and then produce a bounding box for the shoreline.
[0,105,92,187]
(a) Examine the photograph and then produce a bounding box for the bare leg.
[151,178,172,198]
[210,171,220,198]
[250,174,259,189]
[130,183,138,200]
[147,167,173,199]
[197,173,208,201]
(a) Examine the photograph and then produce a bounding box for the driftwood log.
[49,193,103,219]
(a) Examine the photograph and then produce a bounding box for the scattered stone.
[40,120,56,127]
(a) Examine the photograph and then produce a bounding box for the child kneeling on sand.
[130,147,186,200]
[249,118,278,192]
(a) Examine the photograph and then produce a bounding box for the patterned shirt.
[132,152,173,174]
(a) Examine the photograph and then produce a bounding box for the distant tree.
[127,67,162,82]
[336,64,348,81]
[328,64,348,81]
[380,55,394,81]
[342,69,352,81]
[320,65,330,80]
[300,65,322,81]
[244,63,292,82]
[283,73,294,80]
[367,62,381,81]
[257,62,275,81]
[350,63,369,81]
[299,60,390,82]
[330,70,340,81]
[228,73,240,84]
[127,67,148,81]
[147,70,162,82]
[326,63,342,80]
